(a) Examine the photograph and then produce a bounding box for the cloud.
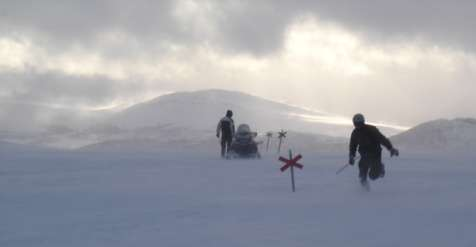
[212,0,476,54]
[0,70,152,131]
[0,0,475,131]
[0,1,178,42]
[3,0,475,55]
[0,71,140,106]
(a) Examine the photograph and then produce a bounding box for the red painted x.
[279,154,303,172]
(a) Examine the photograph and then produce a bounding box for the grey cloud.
[0,71,148,131]
[212,1,297,55]
[0,0,186,55]
[1,0,176,38]
[214,0,476,54]
[2,0,476,55]
[0,71,144,107]
[288,0,476,51]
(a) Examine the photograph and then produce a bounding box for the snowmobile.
[227,124,261,159]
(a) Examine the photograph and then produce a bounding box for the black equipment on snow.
[227,124,261,159]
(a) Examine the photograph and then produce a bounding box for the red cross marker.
[279,154,303,172]
[278,150,304,192]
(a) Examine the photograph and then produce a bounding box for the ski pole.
[336,164,350,175]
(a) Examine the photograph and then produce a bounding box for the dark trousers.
[221,138,232,157]
[358,153,384,181]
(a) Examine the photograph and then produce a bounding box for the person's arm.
[216,119,222,137]
[231,120,235,137]
[349,130,358,164]
[349,130,358,157]
[372,126,399,156]
[372,127,393,151]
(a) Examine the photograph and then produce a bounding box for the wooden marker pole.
[289,149,295,192]
[278,149,303,192]
[266,132,272,152]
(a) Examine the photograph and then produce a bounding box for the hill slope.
[82,89,411,153]
[110,89,404,136]
[391,118,476,152]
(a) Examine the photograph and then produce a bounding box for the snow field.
[1,151,475,247]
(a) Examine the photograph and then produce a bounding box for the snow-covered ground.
[1,150,475,247]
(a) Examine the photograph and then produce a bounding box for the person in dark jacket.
[216,110,235,158]
[349,113,399,188]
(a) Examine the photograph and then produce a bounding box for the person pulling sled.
[216,110,235,158]
[349,113,399,190]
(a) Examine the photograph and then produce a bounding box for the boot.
[360,178,370,191]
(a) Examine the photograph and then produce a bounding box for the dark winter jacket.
[217,116,235,139]
[349,124,393,157]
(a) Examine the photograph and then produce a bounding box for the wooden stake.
[289,149,295,192]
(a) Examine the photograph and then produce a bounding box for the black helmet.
[226,110,233,117]
[352,113,365,127]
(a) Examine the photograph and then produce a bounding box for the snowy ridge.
[81,89,358,152]
[391,118,476,152]
[82,90,476,154]
[110,89,372,137]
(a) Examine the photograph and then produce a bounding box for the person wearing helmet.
[349,113,399,188]
[216,110,235,158]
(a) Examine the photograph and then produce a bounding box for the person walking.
[216,110,235,158]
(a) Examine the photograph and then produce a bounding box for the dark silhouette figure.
[216,110,235,158]
[349,113,399,188]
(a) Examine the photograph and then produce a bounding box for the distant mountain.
[391,118,476,152]
[81,89,408,153]
[109,89,401,137]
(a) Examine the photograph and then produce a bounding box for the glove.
[390,148,399,157]
[349,155,355,165]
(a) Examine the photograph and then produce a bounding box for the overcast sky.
[1,0,475,130]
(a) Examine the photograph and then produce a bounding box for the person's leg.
[368,165,381,180]
[378,152,385,177]
[358,157,371,190]
[369,153,384,180]
[369,155,385,180]
[220,138,226,157]
[225,138,232,155]
[358,157,369,182]
[380,162,386,178]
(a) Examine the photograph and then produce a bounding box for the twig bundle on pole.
[277,130,287,154]
[266,132,273,152]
